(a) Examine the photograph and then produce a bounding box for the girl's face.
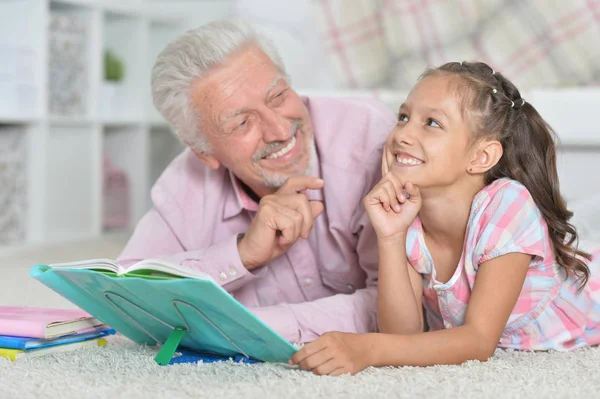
[384,74,475,190]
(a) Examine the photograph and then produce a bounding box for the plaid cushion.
[311,0,600,89]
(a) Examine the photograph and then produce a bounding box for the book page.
[126,259,213,280]
[49,259,123,274]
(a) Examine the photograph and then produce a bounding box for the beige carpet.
[1,334,599,399]
[1,235,599,398]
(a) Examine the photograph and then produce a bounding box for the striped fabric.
[311,0,600,90]
[406,178,600,350]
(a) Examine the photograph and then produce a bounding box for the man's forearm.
[118,209,259,292]
[251,287,378,343]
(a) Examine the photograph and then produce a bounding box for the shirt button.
[304,278,313,285]
[444,321,452,329]
[347,284,355,292]
[219,271,228,281]
[228,267,237,277]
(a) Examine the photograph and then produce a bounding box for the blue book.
[30,259,298,365]
[0,327,115,350]
[169,348,262,365]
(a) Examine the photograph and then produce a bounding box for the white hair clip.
[459,61,463,66]
[492,88,498,94]
[491,69,496,75]
[510,100,515,108]
[521,98,526,106]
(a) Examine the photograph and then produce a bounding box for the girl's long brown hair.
[422,61,591,288]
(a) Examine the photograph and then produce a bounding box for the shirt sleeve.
[249,286,378,343]
[474,181,548,268]
[118,207,259,293]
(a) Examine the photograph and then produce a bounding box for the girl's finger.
[404,182,421,202]
[382,181,401,213]
[381,146,390,176]
[312,358,342,376]
[373,189,391,212]
[384,172,406,203]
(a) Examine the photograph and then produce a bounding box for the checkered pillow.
[311,0,600,89]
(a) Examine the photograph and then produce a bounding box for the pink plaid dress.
[406,178,600,350]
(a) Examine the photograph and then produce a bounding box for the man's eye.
[269,91,286,104]
[398,113,408,122]
[427,118,440,128]
[239,119,247,127]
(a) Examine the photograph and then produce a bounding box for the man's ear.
[467,140,502,174]
[191,149,221,170]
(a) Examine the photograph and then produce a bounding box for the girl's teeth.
[396,156,422,165]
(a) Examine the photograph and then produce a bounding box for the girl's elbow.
[471,340,497,362]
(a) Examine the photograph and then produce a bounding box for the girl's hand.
[364,150,422,241]
[289,332,372,376]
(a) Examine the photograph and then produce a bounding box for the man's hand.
[237,176,325,270]
[289,332,373,376]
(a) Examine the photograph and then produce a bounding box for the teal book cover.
[29,265,297,364]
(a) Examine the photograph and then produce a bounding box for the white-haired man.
[119,20,396,343]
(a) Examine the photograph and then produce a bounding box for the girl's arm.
[290,252,532,375]
[373,252,531,365]
[377,239,424,334]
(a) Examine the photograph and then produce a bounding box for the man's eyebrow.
[265,77,285,101]
[220,108,246,125]
[220,77,286,126]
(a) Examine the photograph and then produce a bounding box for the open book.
[30,259,298,365]
[47,258,210,280]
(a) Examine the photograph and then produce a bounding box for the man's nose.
[261,108,291,143]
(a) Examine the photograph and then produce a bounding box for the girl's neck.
[419,179,485,248]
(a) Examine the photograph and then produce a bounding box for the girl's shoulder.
[469,178,549,265]
[472,178,538,222]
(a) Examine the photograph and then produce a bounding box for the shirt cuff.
[174,234,258,291]
[250,304,300,344]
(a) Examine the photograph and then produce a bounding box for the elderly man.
[118,20,396,343]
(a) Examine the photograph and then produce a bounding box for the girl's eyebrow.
[421,107,449,120]
[400,103,449,121]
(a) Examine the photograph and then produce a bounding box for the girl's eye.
[398,113,409,122]
[427,118,440,128]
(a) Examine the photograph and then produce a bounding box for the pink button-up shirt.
[118,96,396,343]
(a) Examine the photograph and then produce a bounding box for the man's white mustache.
[253,121,302,161]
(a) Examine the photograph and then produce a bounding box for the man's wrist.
[237,233,258,271]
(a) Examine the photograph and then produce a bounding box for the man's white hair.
[151,20,288,153]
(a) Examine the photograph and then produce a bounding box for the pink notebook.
[0,306,105,339]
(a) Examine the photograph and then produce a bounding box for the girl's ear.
[467,140,502,174]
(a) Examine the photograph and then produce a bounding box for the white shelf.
[0,0,209,247]
[48,116,96,125]
[0,116,40,125]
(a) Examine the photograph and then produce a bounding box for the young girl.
[289,61,600,376]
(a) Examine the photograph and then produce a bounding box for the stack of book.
[0,306,115,361]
